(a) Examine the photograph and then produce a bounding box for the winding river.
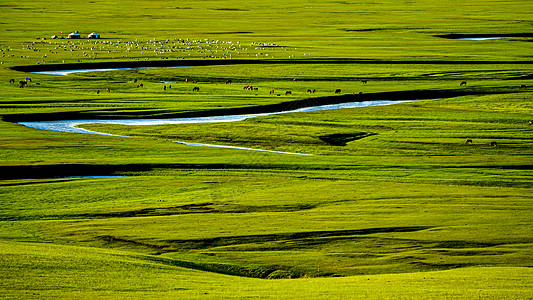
[18,99,409,155]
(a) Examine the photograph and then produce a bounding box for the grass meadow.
[1,0,532,298]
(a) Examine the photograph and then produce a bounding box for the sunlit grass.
[1,0,532,298]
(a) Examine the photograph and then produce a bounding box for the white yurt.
[88,32,100,39]
[68,31,81,39]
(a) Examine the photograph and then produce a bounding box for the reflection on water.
[18,100,410,155]
[456,37,526,41]
[33,66,184,76]
[18,100,409,135]
[174,141,311,156]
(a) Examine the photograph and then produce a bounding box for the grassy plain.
[1,0,533,298]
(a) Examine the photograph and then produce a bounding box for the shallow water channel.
[19,66,416,155]
[18,100,409,155]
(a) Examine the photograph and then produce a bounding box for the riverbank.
[3,89,506,123]
[10,58,533,74]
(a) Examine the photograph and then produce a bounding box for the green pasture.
[1,0,533,298]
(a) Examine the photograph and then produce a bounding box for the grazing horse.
[464,139,473,145]
[307,89,312,93]
[137,83,143,88]
[312,89,316,93]
[361,80,367,84]
[285,91,292,95]
[489,142,497,147]
[106,88,110,92]
[335,89,341,94]
[192,87,200,92]
[519,84,526,89]
[134,79,137,83]
[460,81,467,86]
[269,90,275,94]
[226,80,232,84]
[9,79,15,83]
[19,81,27,88]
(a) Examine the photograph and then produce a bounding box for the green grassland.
[1,0,533,298]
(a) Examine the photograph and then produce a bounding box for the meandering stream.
[18,99,409,155]
[18,63,467,154]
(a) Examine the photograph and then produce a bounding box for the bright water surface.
[22,67,412,154]
[19,100,409,136]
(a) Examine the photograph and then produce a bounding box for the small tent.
[88,32,100,39]
[68,31,81,39]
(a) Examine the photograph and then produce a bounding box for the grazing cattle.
[269,90,275,94]
[226,80,232,84]
[9,79,15,83]
[137,83,143,88]
[528,121,532,126]
[460,81,467,86]
[253,87,258,91]
[19,81,27,88]
[97,90,100,94]
[106,88,110,92]
[164,85,166,90]
[192,86,200,92]
[361,80,367,84]
[192,80,197,83]
[134,79,137,83]
[335,89,341,94]
[293,78,297,82]
[307,89,312,93]
[464,139,473,145]
[489,142,497,147]
[285,91,292,95]
[185,78,188,83]
[519,84,526,89]
[312,89,315,93]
